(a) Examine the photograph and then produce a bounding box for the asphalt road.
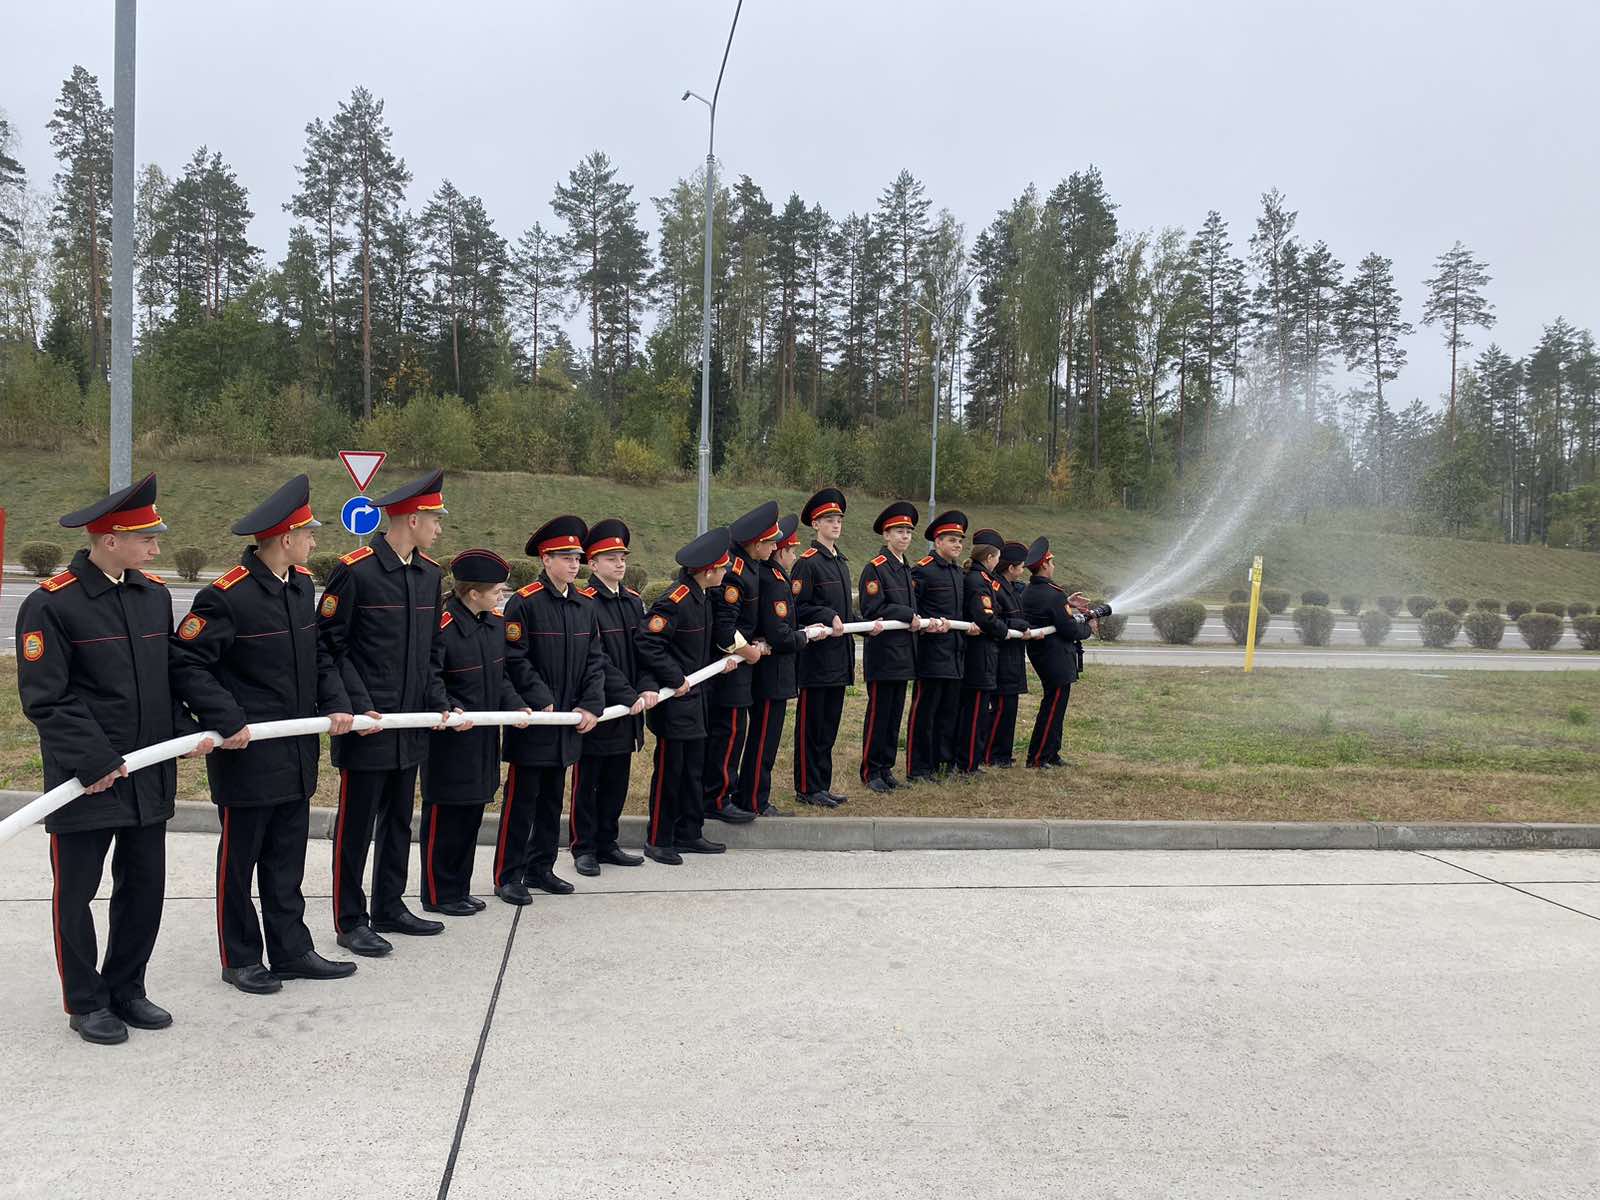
[3,832,1598,1199]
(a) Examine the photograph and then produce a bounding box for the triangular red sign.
[338,450,387,493]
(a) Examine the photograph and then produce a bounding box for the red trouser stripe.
[713,716,738,809]
[331,769,348,933]
[752,700,774,811]
[649,740,667,844]
[968,695,982,768]
[495,766,517,882]
[860,682,878,782]
[568,763,582,850]
[905,682,922,776]
[50,833,67,1012]
[217,807,232,968]
[797,690,810,793]
[1032,689,1063,766]
[984,697,1005,764]
[424,806,439,905]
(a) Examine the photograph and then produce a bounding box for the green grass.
[2,446,1597,606]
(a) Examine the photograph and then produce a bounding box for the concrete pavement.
[2,828,1598,1199]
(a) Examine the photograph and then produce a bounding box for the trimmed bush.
[1506,599,1533,620]
[1419,608,1462,648]
[1339,593,1362,616]
[1150,600,1207,645]
[18,541,63,577]
[1517,613,1563,650]
[1443,597,1470,616]
[1095,613,1129,642]
[307,553,342,585]
[1473,598,1501,613]
[1292,605,1336,646]
[505,557,539,589]
[623,563,650,594]
[1376,594,1402,617]
[611,437,668,486]
[1259,587,1291,615]
[1300,589,1330,607]
[1227,588,1249,604]
[1405,595,1438,619]
[1357,609,1392,646]
[172,547,208,582]
[1568,602,1594,618]
[1535,601,1566,616]
[640,579,671,609]
[1462,611,1506,649]
[1572,615,1600,651]
[1222,602,1270,646]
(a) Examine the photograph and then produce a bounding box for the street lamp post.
[109,0,136,489]
[682,0,743,536]
[913,280,970,520]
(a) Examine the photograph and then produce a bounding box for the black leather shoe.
[111,995,172,1030]
[644,843,683,865]
[797,792,838,808]
[882,773,903,789]
[336,925,394,957]
[573,853,600,877]
[904,772,932,785]
[706,805,756,824]
[527,869,575,895]
[598,846,644,867]
[990,758,1015,769]
[221,964,281,994]
[758,803,787,817]
[423,898,479,916]
[866,776,891,793]
[69,1008,128,1045]
[372,908,445,936]
[464,895,487,911]
[272,950,357,981]
[496,883,533,905]
[827,791,848,804]
[677,836,726,854]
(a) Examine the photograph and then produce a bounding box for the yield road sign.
[338,450,387,493]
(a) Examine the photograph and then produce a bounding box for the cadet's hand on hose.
[830,616,845,637]
[326,712,355,736]
[964,622,981,636]
[219,726,252,751]
[183,736,216,758]
[867,619,885,636]
[574,708,598,733]
[735,643,762,664]
[357,710,384,735]
[721,657,740,674]
[514,707,534,729]
[629,696,647,716]
[641,690,660,710]
[85,765,128,794]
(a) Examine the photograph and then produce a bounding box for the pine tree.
[1248,187,1298,415]
[510,221,568,383]
[1294,240,1343,428]
[553,151,639,396]
[47,66,114,380]
[286,117,348,383]
[1186,210,1245,451]
[1337,252,1412,408]
[0,111,26,248]
[874,169,931,415]
[1421,241,1495,438]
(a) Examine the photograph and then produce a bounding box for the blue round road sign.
[341,495,381,537]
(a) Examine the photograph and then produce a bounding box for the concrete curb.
[5,791,1600,851]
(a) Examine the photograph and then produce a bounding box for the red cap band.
[385,491,444,516]
[1027,550,1054,570]
[881,516,914,530]
[87,504,163,535]
[692,549,732,572]
[742,522,781,545]
[930,522,965,538]
[585,537,627,558]
[538,534,584,555]
[808,503,843,521]
[256,504,317,540]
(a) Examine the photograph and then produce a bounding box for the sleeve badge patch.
[505,621,524,642]
[864,580,880,596]
[177,614,207,641]
[21,630,44,661]
[791,578,803,596]
[647,614,668,633]
[981,596,993,612]
[319,594,339,618]
[724,585,740,605]
[774,600,789,619]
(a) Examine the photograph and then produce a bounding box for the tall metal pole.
[928,324,940,517]
[109,0,136,489]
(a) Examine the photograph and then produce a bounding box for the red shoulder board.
[141,571,167,586]
[293,564,314,575]
[340,546,374,566]
[40,570,78,592]
[417,551,441,567]
[916,555,934,567]
[625,586,642,598]
[771,567,786,581]
[990,577,1001,592]
[439,610,454,630]
[801,547,818,558]
[577,585,597,598]
[732,556,745,574]
[870,554,886,567]
[213,564,250,591]
[668,584,690,603]
[492,606,505,617]
[517,581,544,597]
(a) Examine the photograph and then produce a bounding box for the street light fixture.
[914,277,972,520]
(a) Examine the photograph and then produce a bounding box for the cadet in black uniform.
[16,473,210,1044]
[1021,537,1102,769]
[496,516,608,903]
[420,550,534,916]
[634,528,742,863]
[956,529,1009,775]
[733,515,810,816]
[791,487,856,807]
[571,518,654,876]
[169,474,358,995]
[857,501,918,792]
[906,510,971,781]
[702,502,778,824]
[317,469,455,956]
[985,540,1034,768]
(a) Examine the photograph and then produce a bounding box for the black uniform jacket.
[793,541,855,688]
[501,574,606,769]
[422,596,525,805]
[751,561,808,702]
[635,572,717,740]
[961,566,1010,690]
[317,533,451,772]
[994,576,1032,697]
[910,553,965,681]
[169,548,350,808]
[858,549,916,682]
[1022,577,1095,687]
[707,553,760,708]
[16,550,192,833]
[577,581,655,756]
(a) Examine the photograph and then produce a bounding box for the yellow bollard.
[1243,555,1264,673]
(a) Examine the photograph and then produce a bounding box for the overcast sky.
[6,0,1597,407]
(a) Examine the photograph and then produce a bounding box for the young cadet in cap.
[169,474,359,996]
[906,510,972,781]
[16,473,212,1044]
[733,515,812,816]
[495,516,609,903]
[702,501,779,824]
[956,529,1010,775]
[1021,537,1101,769]
[858,501,919,792]
[571,519,656,876]
[634,527,743,863]
[419,551,535,916]
[985,541,1036,768]
[792,487,866,808]
[317,469,457,956]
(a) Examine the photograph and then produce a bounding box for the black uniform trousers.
[905,678,961,778]
[647,736,706,847]
[569,753,631,858]
[860,680,908,783]
[702,704,750,813]
[986,694,1021,766]
[495,764,566,886]
[1027,684,1072,768]
[217,801,313,970]
[735,697,788,813]
[792,685,845,796]
[955,688,996,773]
[49,823,166,1015]
[332,765,419,934]
[419,803,485,906]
